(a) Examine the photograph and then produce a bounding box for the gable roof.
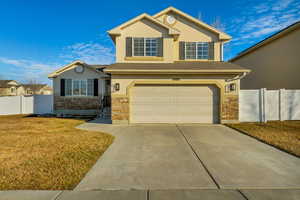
[108,13,180,39]
[230,20,300,61]
[48,60,106,78]
[153,6,231,41]
[0,80,19,88]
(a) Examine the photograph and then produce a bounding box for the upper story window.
[133,38,158,57]
[126,37,163,58]
[185,42,209,60]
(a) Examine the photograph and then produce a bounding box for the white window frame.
[132,37,158,57]
[65,79,94,97]
[185,42,209,60]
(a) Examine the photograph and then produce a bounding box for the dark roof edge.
[229,20,300,62]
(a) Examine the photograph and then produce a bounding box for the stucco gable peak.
[48,60,103,78]
[107,13,180,36]
[153,6,231,41]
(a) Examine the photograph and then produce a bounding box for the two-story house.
[48,7,250,124]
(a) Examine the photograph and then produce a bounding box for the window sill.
[125,56,164,61]
[176,59,214,62]
[63,96,98,98]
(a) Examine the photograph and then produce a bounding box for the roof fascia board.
[230,22,300,61]
[153,6,231,40]
[104,69,250,74]
[48,60,104,78]
[108,13,180,36]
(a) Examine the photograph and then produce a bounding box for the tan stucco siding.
[116,19,174,63]
[157,12,221,61]
[111,74,239,96]
[110,74,240,124]
[115,13,223,63]
[232,28,300,89]
[53,66,106,96]
[0,86,20,96]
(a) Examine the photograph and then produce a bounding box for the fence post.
[260,88,267,123]
[279,89,285,121]
[20,96,23,114]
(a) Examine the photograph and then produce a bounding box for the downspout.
[220,42,223,61]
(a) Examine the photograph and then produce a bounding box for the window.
[66,79,72,96]
[133,38,158,56]
[26,89,32,95]
[197,42,209,59]
[185,42,209,59]
[87,79,94,96]
[145,38,157,56]
[185,42,196,59]
[133,38,144,56]
[65,79,94,96]
[10,87,15,94]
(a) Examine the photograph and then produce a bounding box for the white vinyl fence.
[240,89,300,122]
[0,95,53,115]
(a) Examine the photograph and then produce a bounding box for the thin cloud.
[60,42,115,64]
[226,0,300,50]
[0,57,58,83]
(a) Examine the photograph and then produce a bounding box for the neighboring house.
[0,80,24,96]
[22,84,53,95]
[49,7,250,123]
[230,21,300,89]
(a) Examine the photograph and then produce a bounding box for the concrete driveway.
[75,121,300,191]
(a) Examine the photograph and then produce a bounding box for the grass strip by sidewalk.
[0,115,114,190]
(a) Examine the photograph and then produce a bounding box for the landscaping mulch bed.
[0,115,114,190]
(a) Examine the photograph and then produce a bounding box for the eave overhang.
[104,69,250,75]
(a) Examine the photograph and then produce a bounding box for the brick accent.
[111,96,129,121]
[54,96,101,110]
[222,95,239,121]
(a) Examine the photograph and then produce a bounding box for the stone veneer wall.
[221,95,239,122]
[54,96,101,111]
[111,96,129,122]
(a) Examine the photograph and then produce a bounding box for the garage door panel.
[131,85,219,123]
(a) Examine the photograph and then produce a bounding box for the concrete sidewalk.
[1,189,300,200]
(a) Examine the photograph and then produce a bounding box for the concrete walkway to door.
[75,121,300,191]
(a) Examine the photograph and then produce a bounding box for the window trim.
[132,37,158,57]
[184,42,209,60]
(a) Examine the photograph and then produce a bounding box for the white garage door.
[131,84,219,123]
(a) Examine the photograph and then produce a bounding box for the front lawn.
[0,115,114,190]
[227,121,300,157]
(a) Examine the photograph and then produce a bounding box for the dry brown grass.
[0,115,114,190]
[227,121,300,157]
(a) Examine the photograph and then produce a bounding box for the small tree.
[197,11,203,21]
[25,79,44,95]
[211,16,225,32]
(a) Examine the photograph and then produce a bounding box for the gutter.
[104,69,250,74]
[225,72,249,82]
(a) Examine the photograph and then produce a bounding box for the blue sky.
[0,0,299,85]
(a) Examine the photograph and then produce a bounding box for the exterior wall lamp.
[114,83,120,91]
[229,83,236,91]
